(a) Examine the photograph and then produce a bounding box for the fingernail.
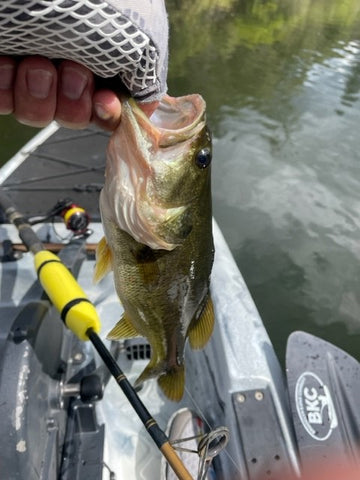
[26,69,53,99]
[94,103,112,120]
[0,64,15,90]
[61,67,88,100]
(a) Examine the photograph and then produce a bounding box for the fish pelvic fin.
[157,365,185,402]
[106,312,139,340]
[93,236,113,284]
[188,296,215,350]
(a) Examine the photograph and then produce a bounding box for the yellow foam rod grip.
[34,250,101,341]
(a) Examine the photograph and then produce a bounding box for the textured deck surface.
[1,126,110,221]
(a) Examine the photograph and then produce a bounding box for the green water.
[1,0,360,362]
[166,0,360,362]
[0,115,37,163]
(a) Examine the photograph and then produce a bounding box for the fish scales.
[94,94,214,401]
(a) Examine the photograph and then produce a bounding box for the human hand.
[0,0,168,129]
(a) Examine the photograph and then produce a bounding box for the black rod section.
[0,188,192,479]
[87,328,168,448]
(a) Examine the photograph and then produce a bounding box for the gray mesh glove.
[0,0,168,102]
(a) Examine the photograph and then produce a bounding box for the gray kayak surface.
[0,123,300,479]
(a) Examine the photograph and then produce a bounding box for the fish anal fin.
[134,360,185,402]
[157,365,185,402]
[134,357,163,387]
[106,313,139,340]
[188,297,215,350]
[93,236,113,284]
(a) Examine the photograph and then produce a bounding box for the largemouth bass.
[94,94,214,401]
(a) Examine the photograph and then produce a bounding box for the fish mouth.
[130,94,206,148]
[103,93,208,251]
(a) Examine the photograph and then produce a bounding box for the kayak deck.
[0,124,299,479]
[0,124,109,222]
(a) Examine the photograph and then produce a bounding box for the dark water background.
[1,0,360,363]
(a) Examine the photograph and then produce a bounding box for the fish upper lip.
[130,94,206,149]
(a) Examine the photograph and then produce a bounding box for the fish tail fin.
[135,361,185,402]
[188,296,215,350]
[93,236,113,284]
[157,365,185,402]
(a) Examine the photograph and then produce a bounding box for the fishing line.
[184,386,213,430]
[184,385,243,475]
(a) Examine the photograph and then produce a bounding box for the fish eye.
[195,148,212,169]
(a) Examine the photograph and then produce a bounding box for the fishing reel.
[60,201,90,236]
[29,198,91,237]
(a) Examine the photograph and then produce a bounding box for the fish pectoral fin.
[157,365,185,402]
[93,236,113,284]
[106,313,140,340]
[188,296,215,350]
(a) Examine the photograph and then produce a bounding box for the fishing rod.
[0,190,193,480]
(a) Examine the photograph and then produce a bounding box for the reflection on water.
[166,0,360,360]
[1,0,360,361]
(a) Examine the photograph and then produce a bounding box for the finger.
[55,60,94,129]
[92,89,122,131]
[92,95,159,132]
[0,56,16,115]
[13,57,57,127]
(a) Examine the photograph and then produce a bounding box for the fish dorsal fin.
[188,297,215,350]
[157,365,185,402]
[93,236,113,284]
[107,313,139,340]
